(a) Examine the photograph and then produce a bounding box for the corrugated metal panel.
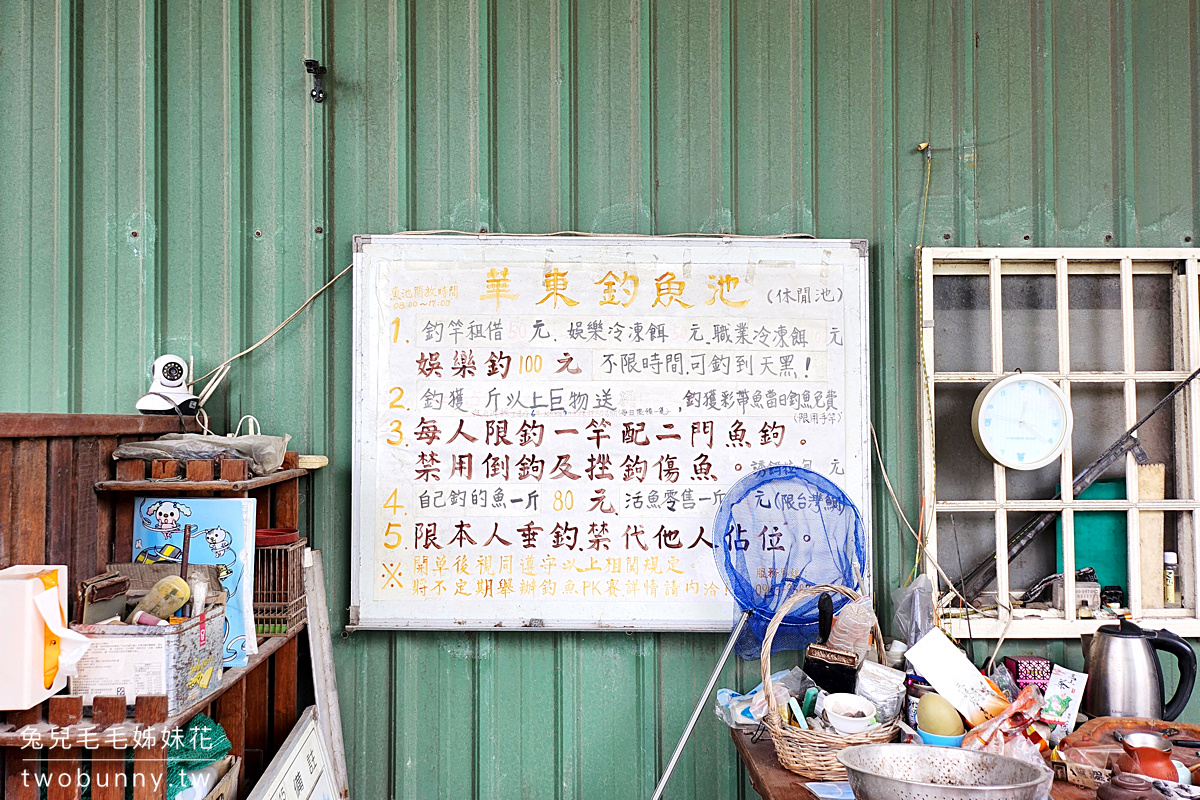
[3,0,1200,797]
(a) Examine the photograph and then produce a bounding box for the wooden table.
[731,728,1094,799]
[731,728,819,800]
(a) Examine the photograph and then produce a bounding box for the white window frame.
[918,247,1200,638]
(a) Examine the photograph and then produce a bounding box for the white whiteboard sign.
[350,235,870,630]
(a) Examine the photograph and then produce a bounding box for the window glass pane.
[1006,510,1059,595]
[1061,490,1128,595]
[1001,275,1058,373]
[1069,383,1128,484]
[934,383,994,500]
[1068,275,1123,371]
[938,511,1055,597]
[1133,274,1174,372]
[1134,382,1179,500]
[937,511,999,593]
[1006,460,1062,502]
[933,275,990,373]
[1135,511,1181,612]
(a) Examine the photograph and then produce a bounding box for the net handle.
[759,583,887,718]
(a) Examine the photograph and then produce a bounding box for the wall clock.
[971,373,1073,470]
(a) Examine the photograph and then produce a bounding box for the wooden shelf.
[0,625,304,749]
[95,468,307,493]
[1,419,311,800]
[0,413,199,438]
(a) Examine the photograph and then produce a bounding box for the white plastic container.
[0,565,92,710]
[824,692,879,735]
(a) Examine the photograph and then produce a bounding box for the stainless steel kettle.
[1083,619,1197,721]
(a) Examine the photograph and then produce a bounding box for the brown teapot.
[1114,732,1178,782]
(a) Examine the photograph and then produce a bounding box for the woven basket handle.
[759,583,886,718]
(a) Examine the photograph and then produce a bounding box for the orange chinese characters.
[595,270,638,306]
[706,274,749,307]
[480,268,518,309]
[651,271,693,308]
[536,266,579,308]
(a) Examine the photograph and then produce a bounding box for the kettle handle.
[1150,628,1197,721]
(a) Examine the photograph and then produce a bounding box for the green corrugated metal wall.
[3,0,1200,796]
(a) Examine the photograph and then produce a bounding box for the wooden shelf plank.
[0,414,200,438]
[94,469,307,494]
[0,624,305,748]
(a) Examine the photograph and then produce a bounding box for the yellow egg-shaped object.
[916,692,965,736]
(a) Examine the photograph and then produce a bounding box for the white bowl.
[824,693,879,735]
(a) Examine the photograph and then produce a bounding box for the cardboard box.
[0,565,92,710]
[196,755,240,800]
[1051,581,1102,612]
[206,756,241,800]
[907,628,1010,727]
[1065,759,1111,790]
[70,600,225,714]
[1004,655,1053,692]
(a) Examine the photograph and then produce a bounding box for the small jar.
[904,674,934,729]
[1164,551,1178,606]
[885,639,908,670]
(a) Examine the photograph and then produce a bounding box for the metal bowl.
[837,743,1049,800]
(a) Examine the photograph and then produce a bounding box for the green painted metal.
[4,0,1200,797]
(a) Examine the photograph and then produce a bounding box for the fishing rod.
[958,365,1200,601]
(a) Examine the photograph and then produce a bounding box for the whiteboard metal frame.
[349,234,872,631]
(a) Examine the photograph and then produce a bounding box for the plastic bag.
[714,688,758,729]
[748,667,816,719]
[855,660,907,723]
[826,595,876,657]
[715,667,817,728]
[114,432,291,476]
[961,684,1044,751]
[891,574,934,647]
[749,683,793,721]
[990,661,1020,703]
[961,685,1054,800]
[773,666,817,699]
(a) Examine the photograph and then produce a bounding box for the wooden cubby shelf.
[0,421,314,800]
[95,468,307,493]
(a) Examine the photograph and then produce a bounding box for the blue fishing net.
[712,465,868,660]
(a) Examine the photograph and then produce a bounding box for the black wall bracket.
[304,59,327,103]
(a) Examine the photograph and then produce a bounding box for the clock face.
[972,375,1073,470]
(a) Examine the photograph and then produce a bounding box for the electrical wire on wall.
[911,135,1005,663]
[907,5,993,654]
[870,422,977,613]
[190,262,355,404]
[913,142,940,594]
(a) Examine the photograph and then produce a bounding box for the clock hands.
[1020,420,1054,445]
[990,404,1056,445]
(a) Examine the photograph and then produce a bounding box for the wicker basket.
[760,583,899,781]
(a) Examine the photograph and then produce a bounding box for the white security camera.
[136,354,200,415]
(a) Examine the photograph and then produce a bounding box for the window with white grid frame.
[918,248,1200,638]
